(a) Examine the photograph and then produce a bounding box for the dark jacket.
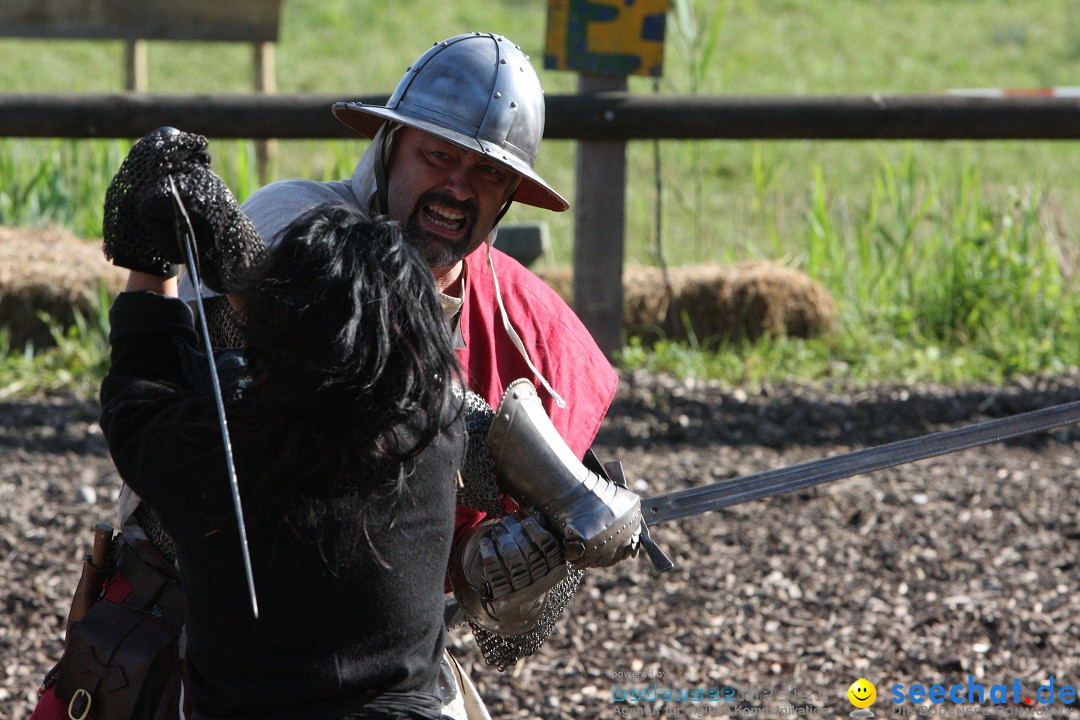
[99,291,463,720]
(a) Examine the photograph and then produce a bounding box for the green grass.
[2,0,1079,396]
[0,285,112,400]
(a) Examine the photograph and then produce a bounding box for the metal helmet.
[333,32,568,212]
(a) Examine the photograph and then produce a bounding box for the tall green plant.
[665,0,729,257]
[668,0,726,95]
[0,139,126,238]
[0,137,275,235]
[802,151,1077,371]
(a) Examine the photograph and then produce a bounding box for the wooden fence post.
[572,73,628,359]
[254,40,277,184]
[124,39,148,92]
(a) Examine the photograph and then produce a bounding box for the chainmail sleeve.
[200,296,245,351]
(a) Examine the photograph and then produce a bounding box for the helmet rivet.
[500,59,507,64]
[510,101,518,109]
[494,91,502,99]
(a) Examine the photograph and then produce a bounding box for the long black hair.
[227,202,461,566]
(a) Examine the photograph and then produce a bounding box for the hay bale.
[0,226,836,351]
[0,225,125,348]
[535,261,835,346]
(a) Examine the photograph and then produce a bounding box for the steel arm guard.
[486,379,642,569]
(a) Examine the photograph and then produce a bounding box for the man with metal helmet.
[29,33,637,720]
[216,32,639,718]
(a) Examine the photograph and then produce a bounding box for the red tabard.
[452,245,619,541]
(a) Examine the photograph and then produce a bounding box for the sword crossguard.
[600,458,674,572]
[638,523,675,573]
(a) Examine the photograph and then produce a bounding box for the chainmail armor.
[143,164,266,294]
[456,385,585,670]
[201,296,246,350]
[468,567,585,671]
[103,127,210,276]
[133,502,177,564]
[455,386,504,517]
[103,126,265,293]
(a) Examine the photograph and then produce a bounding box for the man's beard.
[402,191,484,270]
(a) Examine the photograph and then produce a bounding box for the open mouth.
[423,202,468,235]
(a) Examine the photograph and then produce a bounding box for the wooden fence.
[2,91,1079,355]
[0,0,283,179]
[3,93,1078,140]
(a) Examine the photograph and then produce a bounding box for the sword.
[641,396,1080,529]
[168,177,259,619]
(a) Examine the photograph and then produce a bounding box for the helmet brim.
[333,101,569,213]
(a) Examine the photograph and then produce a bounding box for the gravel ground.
[3,369,1080,719]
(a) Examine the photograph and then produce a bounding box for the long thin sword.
[642,397,1080,527]
[168,177,259,618]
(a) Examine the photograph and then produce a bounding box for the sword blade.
[169,178,259,619]
[642,397,1080,527]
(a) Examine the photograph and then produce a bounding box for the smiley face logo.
[848,678,877,708]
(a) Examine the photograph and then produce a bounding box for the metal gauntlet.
[449,515,569,636]
[486,379,642,569]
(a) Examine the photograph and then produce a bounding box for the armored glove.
[486,379,642,569]
[103,127,264,293]
[449,515,569,636]
[103,127,208,277]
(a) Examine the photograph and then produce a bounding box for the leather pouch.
[55,539,185,720]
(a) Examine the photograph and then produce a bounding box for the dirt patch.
[3,370,1079,718]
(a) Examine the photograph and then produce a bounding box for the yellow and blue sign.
[545,0,668,77]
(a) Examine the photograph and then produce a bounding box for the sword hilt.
[599,458,675,573]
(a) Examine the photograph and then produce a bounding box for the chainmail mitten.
[141,165,266,294]
[102,127,210,276]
